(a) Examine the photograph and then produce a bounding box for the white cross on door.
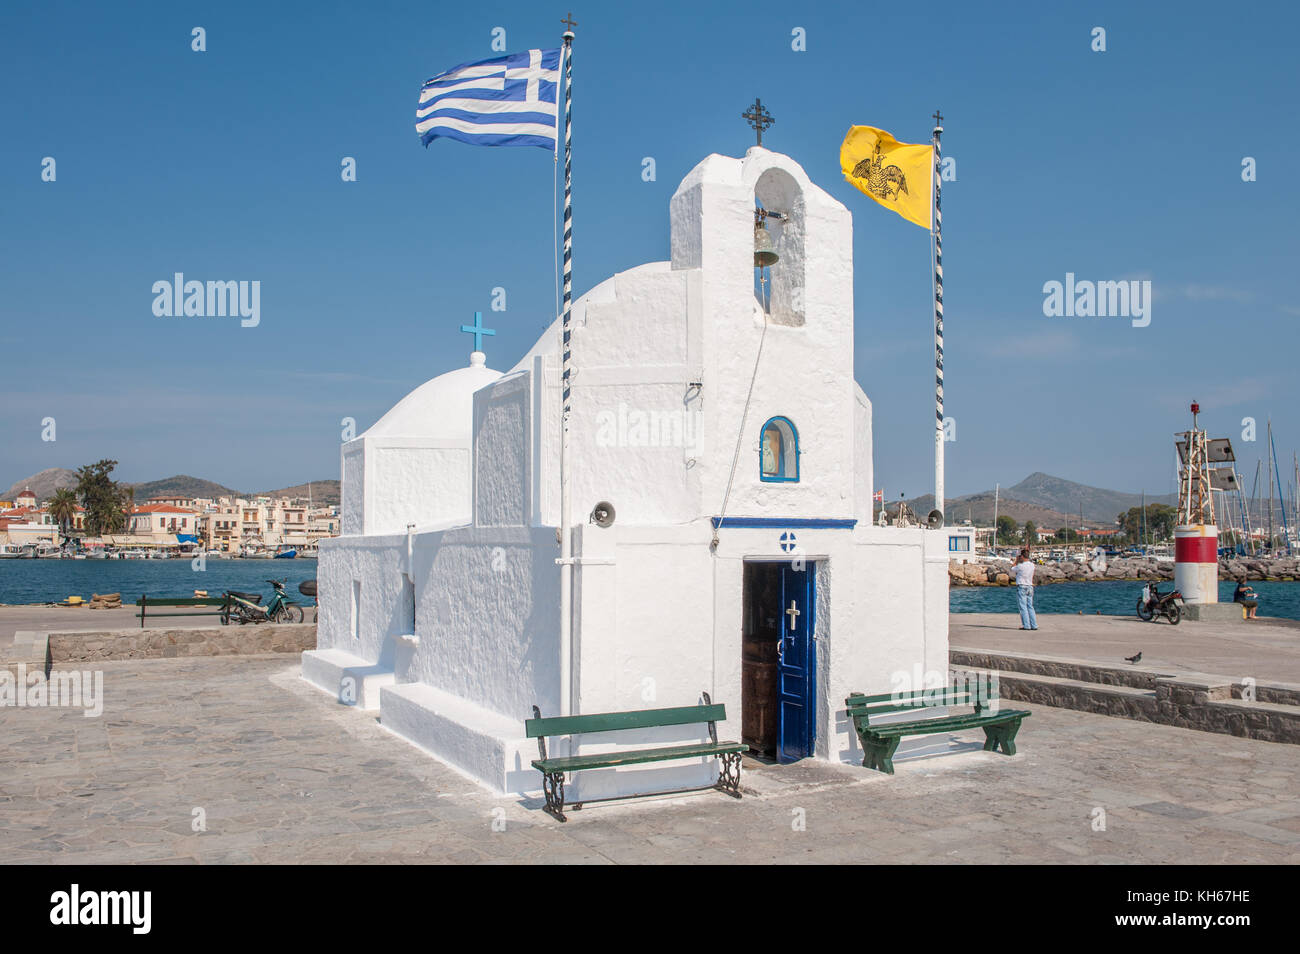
[786,599,800,631]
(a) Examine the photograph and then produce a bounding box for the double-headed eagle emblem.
[851,143,909,201]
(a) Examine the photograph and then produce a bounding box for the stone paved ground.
[1,654,1298,864]
[952,613,1300,683]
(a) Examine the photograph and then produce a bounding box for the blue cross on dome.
[460,311,496,354]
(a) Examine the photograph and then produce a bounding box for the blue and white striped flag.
[416,48,562,150]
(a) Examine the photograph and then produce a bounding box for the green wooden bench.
[524,692,748,822]
[136,594,232,628]
[846,683,1031,774]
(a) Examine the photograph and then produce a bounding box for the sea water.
[0,559,318,606]
[950,579,1300,622]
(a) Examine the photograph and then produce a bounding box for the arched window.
[759,417,799,482]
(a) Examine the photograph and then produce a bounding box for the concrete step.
[952,648,1160,691]
[954,651,1300,745]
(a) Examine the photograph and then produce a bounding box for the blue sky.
[3,1,1297,501]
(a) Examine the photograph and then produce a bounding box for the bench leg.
[983,720,1021,756]
[862,735,900,774]
[714,752,743,799]
[542,771,567,822]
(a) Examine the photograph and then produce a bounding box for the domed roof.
[363,353,503,440]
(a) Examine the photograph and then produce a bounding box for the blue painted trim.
[710,517,857,530]
[759,416,799,483]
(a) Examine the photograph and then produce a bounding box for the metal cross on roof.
[561,11,578,31]
[932,108,944,128]
[460,311,495,353]
[743,98,774,146]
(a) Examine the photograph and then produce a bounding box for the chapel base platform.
[377,682,539,794]
[301,648,395,710]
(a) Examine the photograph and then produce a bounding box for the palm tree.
[49,488,78,537]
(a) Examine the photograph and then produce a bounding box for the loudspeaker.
[590,501,616,528]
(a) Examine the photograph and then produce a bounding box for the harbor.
[0,558,317,608]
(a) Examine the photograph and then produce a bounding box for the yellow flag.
[840,125,933,229]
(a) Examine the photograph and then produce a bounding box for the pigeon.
[1125,651,1142,664]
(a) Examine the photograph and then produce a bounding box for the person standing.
[1013,548,1038,630]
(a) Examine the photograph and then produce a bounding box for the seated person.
[1233,580,1259,619]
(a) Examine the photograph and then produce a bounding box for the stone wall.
[46,624,315,664]
[951,649,1300,745]
[950,554,1300,586]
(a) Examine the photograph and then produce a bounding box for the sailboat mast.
[1271,422,1292,555]
[1251,460,1262,555]
[1267,421,1275,551]
[992,483,999,551]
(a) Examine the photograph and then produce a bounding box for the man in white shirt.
[1013,548,1038,630]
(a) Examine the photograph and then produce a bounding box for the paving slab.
[1,653,1298,863]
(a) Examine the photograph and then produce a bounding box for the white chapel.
[304,145,951,799]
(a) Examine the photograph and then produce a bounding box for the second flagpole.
[557,16,576,717]
[931,109,944,523]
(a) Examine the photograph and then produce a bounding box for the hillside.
[257,480,340,506]
[3,469,337,505]
[897,491,1079,528]
[2,468,78,501]
[901,473,1181,528]
[1006,472,1176,525]
[127,475,241,500]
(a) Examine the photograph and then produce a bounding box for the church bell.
[753,218,779,268]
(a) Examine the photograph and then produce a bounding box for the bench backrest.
[525,703,726,739]
[846,684,998,719]
[137,596,228,607]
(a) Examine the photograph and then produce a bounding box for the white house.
[304,146,950,800]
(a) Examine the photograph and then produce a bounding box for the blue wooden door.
[776,563,815,762]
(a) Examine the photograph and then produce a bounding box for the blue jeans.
[1017,584,1037,629]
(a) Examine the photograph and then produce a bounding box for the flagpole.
[558,17,576,717]
[930,110,945,523]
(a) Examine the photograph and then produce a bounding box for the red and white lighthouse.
[1173,402,1233,605]
[1174,524,1218,604]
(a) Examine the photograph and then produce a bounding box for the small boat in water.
[274,546,297,559]
[0,544,23,559]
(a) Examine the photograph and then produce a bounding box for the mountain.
[2,468,78,501]
[4,467,340,506]
[900,473,1180,528]
[257,480,340,506]
[897,491,1080,529]
[1005,473,1176,524]
[127,475,241,501]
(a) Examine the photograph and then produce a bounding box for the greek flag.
[416,48,561,150]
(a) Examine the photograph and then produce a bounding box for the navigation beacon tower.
[1174,402,1237,604]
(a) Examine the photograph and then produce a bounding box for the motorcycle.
[298,579,318,623]
[224,579,305,625]
[1136,582,1183,625]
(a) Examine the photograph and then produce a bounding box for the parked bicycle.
[224,579,304,624]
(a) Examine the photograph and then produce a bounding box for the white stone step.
[379,682,538,794]
[301,648,394,710]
